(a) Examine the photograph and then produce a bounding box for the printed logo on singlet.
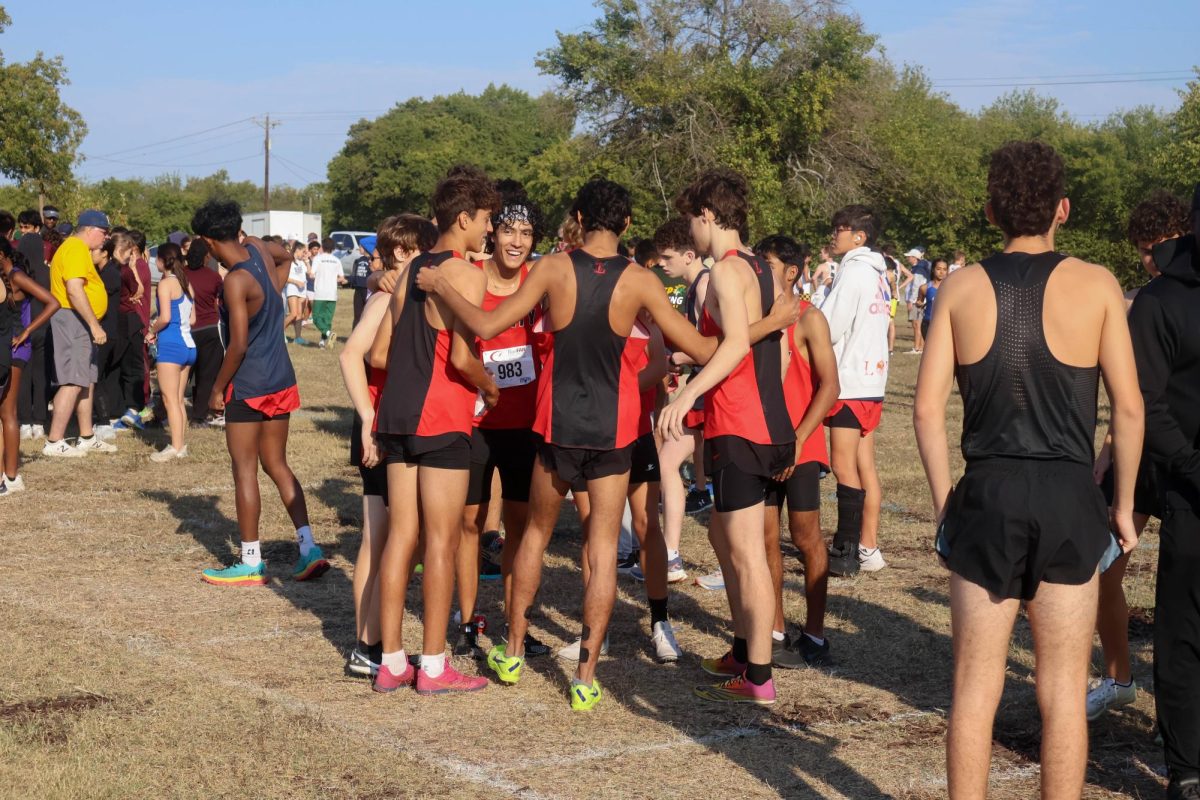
[593,260,607,275]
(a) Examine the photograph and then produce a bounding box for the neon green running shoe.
[202,561,266,587]
[293,546,330,581]
[487,644,524,685]
[570,679,602,712]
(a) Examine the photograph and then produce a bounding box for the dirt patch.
[0,692,113,721]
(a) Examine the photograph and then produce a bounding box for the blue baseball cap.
[76,209,111,230]
[359,235,377,254]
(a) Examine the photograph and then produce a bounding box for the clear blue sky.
[1,0,1193,185]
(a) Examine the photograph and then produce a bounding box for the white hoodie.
[820,246,891,400]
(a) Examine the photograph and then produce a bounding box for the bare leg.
[500,500,528,614]
[379,463,420,654]
[1095,514,1148,683]
[765,504,786,634]
[691,431,707,489]
[506,462,567,656]
[353,495,389,645]
[74,384,95,438]
[946,574,1020,800]
[225,421,263,543]
[629,480,668,602]
[417,466,471,657]
[1027,575,1099,799]
[858,431,882,550]
[576,471,631,685]
[829,427,862,490]
[658,433,693,554]
[48,384,82,441]
[157,363,186,451]
[457,501,486,621]
[789,509,827,637]
[257,418,308,529]
[717,503,773,667]
[707,509,742,637]
[0,364,20,477]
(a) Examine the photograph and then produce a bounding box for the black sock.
[649,596,669,626]
[745,661,772,686]
[732,636,748,664]
[833,483,866,550]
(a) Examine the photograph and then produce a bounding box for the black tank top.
[684,268,710,329]
[956,252,1099,466]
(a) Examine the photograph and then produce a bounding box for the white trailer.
[240,211,322,242]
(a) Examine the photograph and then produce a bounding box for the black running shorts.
[764,461,822,512]
[1100,457,1161,519]
[225,397,290,423]
[538,440,634,488]
[941,458,1110,601]
[466,427,538,505]
[629,433,661,485]
[706,435,795,513]
[349,412,388,501]
[380,432,471,470]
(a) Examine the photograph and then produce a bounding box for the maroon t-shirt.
[187,265,223,330]
[119,263,141,314]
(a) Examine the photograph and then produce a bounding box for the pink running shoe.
[372,662,415,693]
[700,650,747,677]
[694,673,776,705]
[416,662,488,695]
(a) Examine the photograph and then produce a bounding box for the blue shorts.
[157,340,196,367]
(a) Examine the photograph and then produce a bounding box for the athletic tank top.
[10,267,32,362]
[533,249,646,450]
[377,251,476,438]
[474,262,546,431]
[956,252,1099,466]
[923,283,939,321]
[159,291,195,349]
[220,244,296,401]
[782,308,829,467]
[684,268,710,328]
[699,251,795,447]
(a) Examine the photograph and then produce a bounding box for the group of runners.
[111,138,1199,797]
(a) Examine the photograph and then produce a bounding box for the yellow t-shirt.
[50,237,107,319]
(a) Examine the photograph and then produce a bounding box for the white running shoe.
[858,546,888,572]
[150,444,188,463]
[43,439,86,458]
[1,474,25,493]
[29,424,44,440]
[1086,677,1137,721]
[666,555,688,583]
[694,569,725,591]
[19,424,32,440]
[651,620,681,663]
[95,424,117,442]
[557,634,610,662]
[75,436,117,454]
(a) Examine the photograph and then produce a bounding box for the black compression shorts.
[629,433,661,485]
[466,427,538,505]
[764,461,822,512]
[706,435,795,513]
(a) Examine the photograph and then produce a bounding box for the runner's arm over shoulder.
[416,253,554,341]
[670,259,750,398]
[444,264,498,399]
[636,268,715,364]
[341,293,389,422]
[639,321,668,392]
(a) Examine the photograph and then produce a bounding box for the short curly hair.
[1126,190,1190,245]
[675,168,750,238]
[191,200,243,242]
[653,217,696,255]
[570,178,633,236]
[986,141,1065,238]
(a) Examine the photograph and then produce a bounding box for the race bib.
[483,344,536,389]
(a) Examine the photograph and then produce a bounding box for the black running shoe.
[523,633,552,658]
[771,635,806,670]
[827,541,860,577]
[685,488,713,516]
[451,624,485,659]
[796,633,832,666]
[481,529,505,555]
[479,560,502,581]
[617,550,641,575]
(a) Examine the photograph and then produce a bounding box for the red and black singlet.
[376,251,476,438]
[473,262,548,431]
[699,251,795,447]
[533,249,646,450]
[782,308,829,468]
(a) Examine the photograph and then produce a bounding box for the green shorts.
[312,300,336,336]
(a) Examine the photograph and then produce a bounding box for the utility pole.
[254,114,282,211]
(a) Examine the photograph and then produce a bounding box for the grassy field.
[0,291,1167,799]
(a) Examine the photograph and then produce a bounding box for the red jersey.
[474,262,548,430]
[782,310,829,468]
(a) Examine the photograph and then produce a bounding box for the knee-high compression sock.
[832,484,866,552]
[649,596,669,626]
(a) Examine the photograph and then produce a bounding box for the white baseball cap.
[903,248,924,258]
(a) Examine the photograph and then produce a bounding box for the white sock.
[382,650,408,673]
[772,629,786,642]
[667,549,680,561]
[420,652,446,678]
[295,525,314,556]
[804,632,826,646]
[241,540,262,567]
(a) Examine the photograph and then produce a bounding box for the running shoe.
[481,530,505,555]
[4,474,23,492]
[557,634,610,662]
[828,541,860,577]
[487,644,524,684]
[28,424,44,440]
[694,673,776,705]
[317,339,327,349]
[325,333,337,348]
[42,439,85,458]
[373,661,415,693]
[795,633,832,666]
[119,409,145,430]
[685,488,713,515]
[858,546,887,573]
[452,624,486,659]
[347,648,380,678]
[202,561,267,587]
[19,425,32,440]
[651,620,681,664]
[1086,677,1137,721]
[666,555,688,583]
[1168,777,1200,800]
[569,679,603,712]
[694,569,725,591]
[293,337,309,346]
[94,424,117,442]
[150,444,189,463]
[616,550,641,575]
[416,663,487,695]
[479,560,502,581]
[629,563,646,582]
[75,436,117,454]
[700,649,747,677]
[772,635,806,670]
[523,633,551,657]
[292,546,330,581]
[206,414,225,428]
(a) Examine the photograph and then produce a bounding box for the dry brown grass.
[0,294,1164,799]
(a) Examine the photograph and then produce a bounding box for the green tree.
[326,85,573,229]
[0,6,87,205]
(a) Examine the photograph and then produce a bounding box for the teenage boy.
[915,141,1142,800]
[368,167,501,696]
[1128,184,1200,800]
[756,235,841,667]
[311,238,345,347]
[417,178,743,711]
[192,200,329,588]
[821,206,892,576]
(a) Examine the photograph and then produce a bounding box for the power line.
[83,153,263,169]
[932,68,1194,82]
[90,116,257,159]
[273,153,324,179]
[933,76,1193,89]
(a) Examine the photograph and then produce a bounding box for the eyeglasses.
[831,226,853,235]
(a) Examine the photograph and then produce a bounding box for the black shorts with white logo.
[629,433,661,485]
